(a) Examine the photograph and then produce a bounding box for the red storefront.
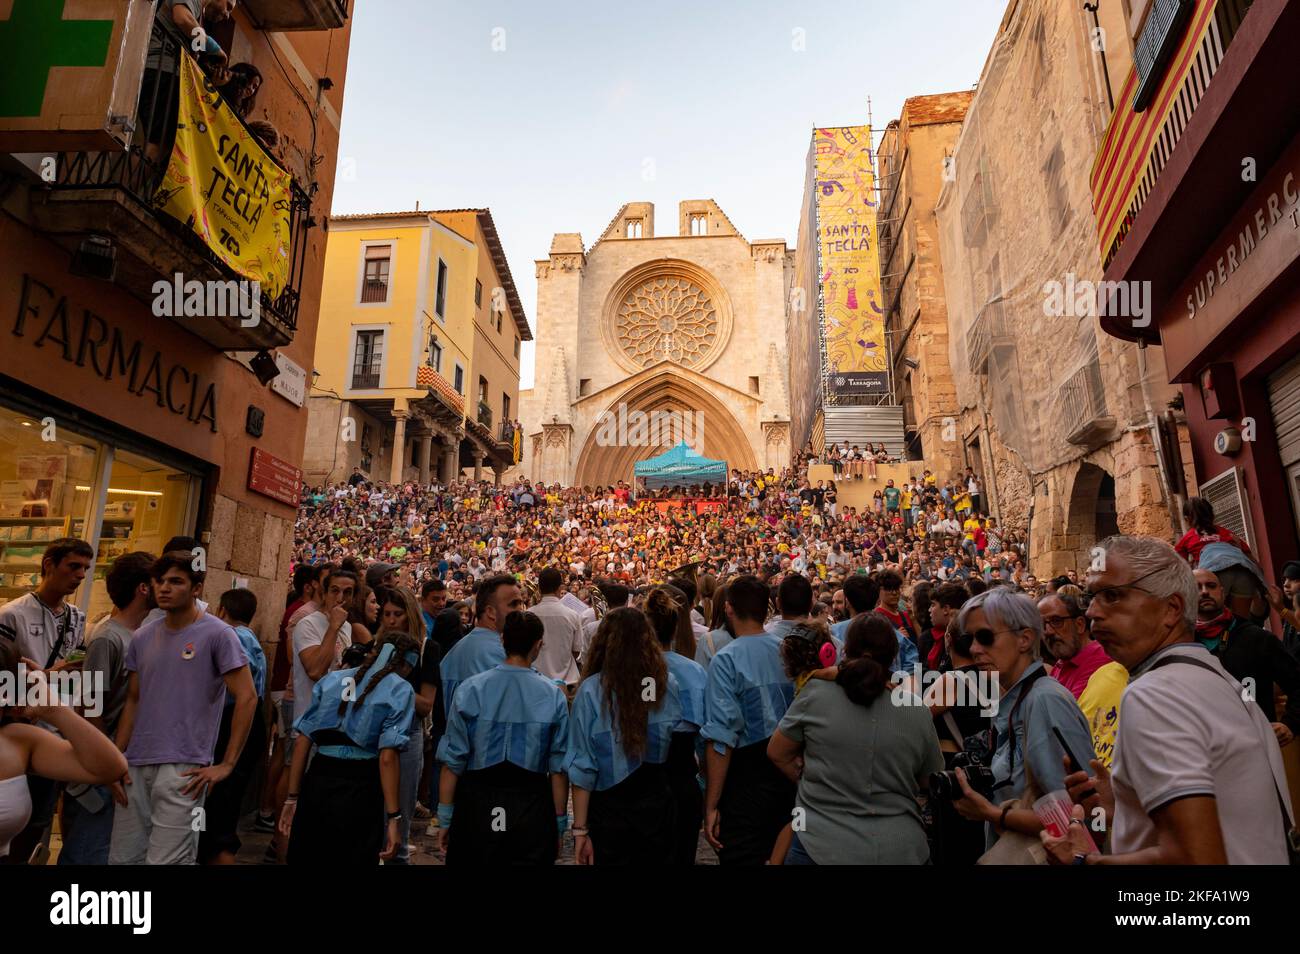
[1097,0,1300,582]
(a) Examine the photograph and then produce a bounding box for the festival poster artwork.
[815,126,888,395]
[152,54,293,300]
[17,455,67,517]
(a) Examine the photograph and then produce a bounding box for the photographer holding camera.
[948,588,1096,861]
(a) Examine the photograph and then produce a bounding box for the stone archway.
[1067,461,1119,566]
[573,372,758,487]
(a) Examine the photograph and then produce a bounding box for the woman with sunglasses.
[949,587,1096,855]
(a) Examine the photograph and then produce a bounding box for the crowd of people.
[1,446,1298,865]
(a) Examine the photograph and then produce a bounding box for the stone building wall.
[879,93,972,480]
[934,0,1190,575]
[520,201,793,486]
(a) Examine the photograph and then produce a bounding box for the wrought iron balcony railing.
[43,14,312,342]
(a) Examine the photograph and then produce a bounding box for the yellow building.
[304,209,530,486]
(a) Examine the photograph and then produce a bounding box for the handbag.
[977,670,1049,866]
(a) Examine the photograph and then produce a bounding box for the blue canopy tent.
[633,441,728,494]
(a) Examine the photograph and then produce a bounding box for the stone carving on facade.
[752,244,781,264]
[615,276,720,370]
[531,434,542,460]
[535,261,551,280]
[544,427,568,447]
[553,254,584,273]
[763,421,790,446]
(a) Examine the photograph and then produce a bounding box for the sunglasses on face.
[961,627,1015,647]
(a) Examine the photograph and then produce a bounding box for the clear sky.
[331,0,1009,387]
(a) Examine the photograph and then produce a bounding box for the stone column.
[474,455,484,483]
[418,434,432,486]
[492,464,505,488]
[443,442,459,484]
[390,412,408,484]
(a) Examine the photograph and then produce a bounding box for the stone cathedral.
[519,200,795,487]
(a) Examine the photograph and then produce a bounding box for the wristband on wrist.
[436,803,454,827]
[285,794,299,802]
[386,809,402,821]
[998,804,1013,832]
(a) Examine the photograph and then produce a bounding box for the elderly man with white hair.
[950,585,1097,856]
[1042,535,1296,865]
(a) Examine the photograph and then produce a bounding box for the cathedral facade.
[519,200,794,488]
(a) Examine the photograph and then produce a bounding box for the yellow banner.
[815,126,887,394]
[153,55,292,300]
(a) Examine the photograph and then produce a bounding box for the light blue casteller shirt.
[694,627,734,668]
[665,651,707,731]
[701,633,794,756]
[226,624,266,706]
[293,665,416,760]
[439,626,506,718]
[831,614,919,673]
[438,663,569,773]
[565,671,691,791]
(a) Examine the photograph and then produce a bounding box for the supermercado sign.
[152,55,292,300]
[13,273,218,432]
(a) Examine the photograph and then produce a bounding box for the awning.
[633,441,727,488]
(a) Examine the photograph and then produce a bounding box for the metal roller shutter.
[1268,353,1300,468]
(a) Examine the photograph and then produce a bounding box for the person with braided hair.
[643,586,708,865]
[278,629,419,866]
[768,614,944,864]
[567,606,687,865]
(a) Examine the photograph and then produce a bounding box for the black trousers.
[666,733,703,866]
[198,703,267,863]
[288,754,383,866]
[446,763,556,866]
[588,763,675,866]
[717,739,796,866]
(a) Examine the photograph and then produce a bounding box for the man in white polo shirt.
[1042,535,1293,865]
[291,569,354,723]
[528,567,581,692]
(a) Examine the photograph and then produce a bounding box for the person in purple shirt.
[108,552,256,865]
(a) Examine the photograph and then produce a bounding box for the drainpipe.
[1083,3,1116,113]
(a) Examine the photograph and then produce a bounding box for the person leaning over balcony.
[141,1,236,160]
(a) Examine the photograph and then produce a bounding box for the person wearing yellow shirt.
[900,487,913,529]
[954,490,972,516]
[1038,591,1125,768]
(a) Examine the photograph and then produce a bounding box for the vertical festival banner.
[152,54,292,300]
[815,126,888,395]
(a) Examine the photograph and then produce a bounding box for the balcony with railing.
[1091,0,1255,270]
[1059,361,1116,448]
[26,12,313,352]
[965,297,1013,374]
[360,278,388,303]
[351,369,381,391]
[240,0,350,31]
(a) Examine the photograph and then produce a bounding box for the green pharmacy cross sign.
[0,0,114,118]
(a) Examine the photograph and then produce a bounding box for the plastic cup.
[1032,790,1076,838]
[1033,789,1098,851]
